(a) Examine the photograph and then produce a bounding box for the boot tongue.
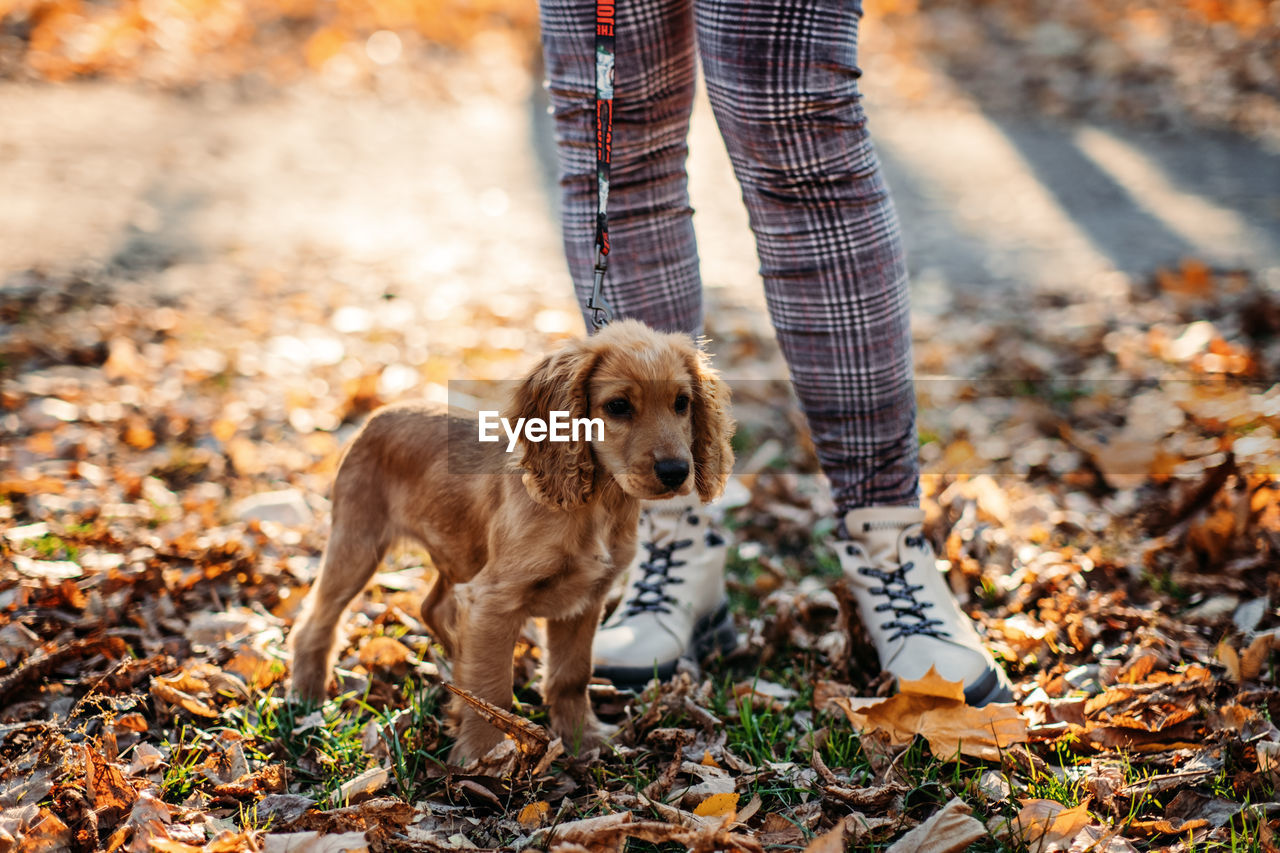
[842,507,926,566]
[640,495,702,547]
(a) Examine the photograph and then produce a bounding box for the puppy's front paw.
[555,718,617,755]
[450,720,506,765]
[287,660,332,703]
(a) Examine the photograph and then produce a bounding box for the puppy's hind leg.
[288,516,390,702]
[419,573,458,658]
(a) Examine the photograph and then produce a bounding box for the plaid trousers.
[539,0,918,511]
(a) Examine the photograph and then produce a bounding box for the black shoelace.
[622,537,693,616]
[851,534,949,641]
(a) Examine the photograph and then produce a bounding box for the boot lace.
[853,534,948,641]
[622,536,693,616]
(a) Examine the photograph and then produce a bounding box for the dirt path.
[2,50,1277,328]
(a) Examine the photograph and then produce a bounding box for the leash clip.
[587,251,613,330]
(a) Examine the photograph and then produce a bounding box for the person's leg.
[696,0,916,509]
[696,0,1012,703]
[538,0,735,686]
[539,0,702,334]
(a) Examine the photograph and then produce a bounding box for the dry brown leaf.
[1241,630,1277,681]
[443,682,551,756]
[113,712,149,733]
[198,741,250,787]
[336,766,390,805]
[261,830,371,852]
[223,647,279,690]
[547,812,632,853]
[1068,826,1140,853]
[886,797,986,852]
[1000,799,1093,853]
[1258,740,1280,773]
[357,636,412,671]
[213,764,288,799]
[813,680,857,715]
[733,793,763,827]
[253,794,317,827]
[1126,816,1209,837]
[84,745,137,821]
[0,806,71,853]
[823,782,907,810]
[1215,640,1243,682]
[518,801,551,829]
[284,797,416,836]
[144,839,203,853]
[759,812,805,846]
[546,811,762,853]
[832,667,1027,760]
[803,822,848,853]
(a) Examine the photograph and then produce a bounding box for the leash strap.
[586,0,615,330]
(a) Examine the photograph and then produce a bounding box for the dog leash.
[586,0,616,330]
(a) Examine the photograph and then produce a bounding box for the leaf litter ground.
[1,3,1279,852]
[2,247,1277,853]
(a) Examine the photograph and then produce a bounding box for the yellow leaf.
[700,750,720,768]
[305,26,347,69]
[517,801,550,829]
[358,636,412,671]
[1241,631,1277,681]
[1216,639,1242,683]
[693,792,739,818]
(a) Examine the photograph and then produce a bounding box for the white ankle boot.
[837,506,1013,706]
[592,494,737,688]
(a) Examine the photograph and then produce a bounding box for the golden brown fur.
[287,320,733,761]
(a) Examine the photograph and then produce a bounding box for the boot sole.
[593,600,738,690]
[963,666,1015,706]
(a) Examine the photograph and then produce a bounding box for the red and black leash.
[586,0,616,330]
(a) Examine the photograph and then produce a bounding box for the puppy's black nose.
[654,458,690,489]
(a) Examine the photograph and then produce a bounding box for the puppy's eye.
[605,398,632,417]
[674,394,690,414]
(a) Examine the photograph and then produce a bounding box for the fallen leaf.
[253,794,316,827]
[1217,639,1243,682]
[357,636,412,671]
[261,830,371,852]
[518,800,551,829]
[443,682,551,756]
[886,797,986,852]
[12,555,83,581]
[832,667,1028,760]
[546,812,632,853]
[999,799,1093,853]
[336,766,390,805]
[693,792,739,818]
[803,821,847,853]
[1241,630,1277,681]
[84,745,137,822]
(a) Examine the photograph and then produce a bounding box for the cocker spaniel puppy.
[288,320,734,761]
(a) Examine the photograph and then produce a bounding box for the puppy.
[288,320,733,761]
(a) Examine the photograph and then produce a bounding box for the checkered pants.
[539,0,918,511]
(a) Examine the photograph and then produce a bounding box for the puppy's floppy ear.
[506,341,596,510]
[684,344,735,503]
